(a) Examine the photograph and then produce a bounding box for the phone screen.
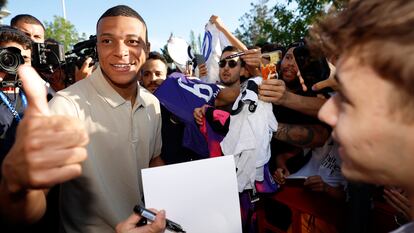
[262,50,282,65]
[195,54,206,66]
[284,176,307,186]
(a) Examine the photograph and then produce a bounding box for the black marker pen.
[224,51,246,60]
[133,205,186,233]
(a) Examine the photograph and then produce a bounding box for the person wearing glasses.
[211,46,261,109]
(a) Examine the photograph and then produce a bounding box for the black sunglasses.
[218,59,238,68]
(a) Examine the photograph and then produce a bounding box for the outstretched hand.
[193,105,209,125]
[75,57,95,82]
[311,61,338,91]
[1,66,89,193]
[258,79,287,104]
[209,15,226,31]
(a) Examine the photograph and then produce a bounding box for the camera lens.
[0,47,24,75]
[2,53,16,66]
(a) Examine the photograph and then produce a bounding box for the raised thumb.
[18,66,50,116]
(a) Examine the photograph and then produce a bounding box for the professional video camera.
[30,35,97,88]
[31,40,66,73]
[0,47,24,88]
[63,35,97,84]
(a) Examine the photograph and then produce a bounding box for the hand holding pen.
[133,205,186,233]
[116,207,166,233]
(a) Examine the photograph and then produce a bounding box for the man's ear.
[240,66,247,77]
[145,42,151,58]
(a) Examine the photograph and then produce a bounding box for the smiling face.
[280,47,299,83]
[219,51,241,88]
[140,59,167,93]
[318,55,414,187]
[96,16,147,91]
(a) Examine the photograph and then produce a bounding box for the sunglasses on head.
[218,59,239,68]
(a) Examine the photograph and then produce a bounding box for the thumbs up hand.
[1,66,89,194]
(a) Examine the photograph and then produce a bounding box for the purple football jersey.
[154,73,220,157]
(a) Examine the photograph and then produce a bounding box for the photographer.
[0,25,89,229]
[0,26,33,160]
[11,14,95,90]
[10,14,45,43]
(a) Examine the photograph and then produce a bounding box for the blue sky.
[2,0,279,52]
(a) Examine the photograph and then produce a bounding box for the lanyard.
[0,89,27,122]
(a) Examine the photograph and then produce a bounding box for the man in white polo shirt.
[49,5,164,233]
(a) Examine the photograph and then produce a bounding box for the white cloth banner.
[201,23,230,84]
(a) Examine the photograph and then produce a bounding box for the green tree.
[160,44,174,64]
[235,0,347,47]
[235,0,274,46]
[44,16,82,51]
[189,30,202,55]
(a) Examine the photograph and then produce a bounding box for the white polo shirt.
[49,67,162,233]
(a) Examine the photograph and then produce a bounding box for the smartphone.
[185,60,194,75]
[293,45,331,92]
[194,54,206,66]
[262,50,282,65]
[284,176,307,187]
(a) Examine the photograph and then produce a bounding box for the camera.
[30,35,97,88]
[0,47,24,75]
[63,35,97,84]
[32,40,66,73]
[0,47,24,88]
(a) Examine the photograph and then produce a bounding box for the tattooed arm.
[273,123,330,148]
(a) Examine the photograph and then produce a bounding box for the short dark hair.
[10,14,45,31]
[0,25,32,50]
[261,43,285,54]
[221,46,245,66]
[222,45,241,54]
[147,51,167,66]
[97,5,148,43]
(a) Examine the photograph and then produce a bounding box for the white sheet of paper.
[142,156,242,233]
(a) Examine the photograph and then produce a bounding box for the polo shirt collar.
[90,67,147,109]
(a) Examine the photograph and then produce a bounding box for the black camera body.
[63,35,97,85]
[65,35,97,66]
[32,41,66,73]
[0,47,24,88]
[29,35,97,87]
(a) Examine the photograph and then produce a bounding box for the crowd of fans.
[1,0,414,233]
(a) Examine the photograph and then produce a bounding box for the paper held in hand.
[141,156,242,233]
